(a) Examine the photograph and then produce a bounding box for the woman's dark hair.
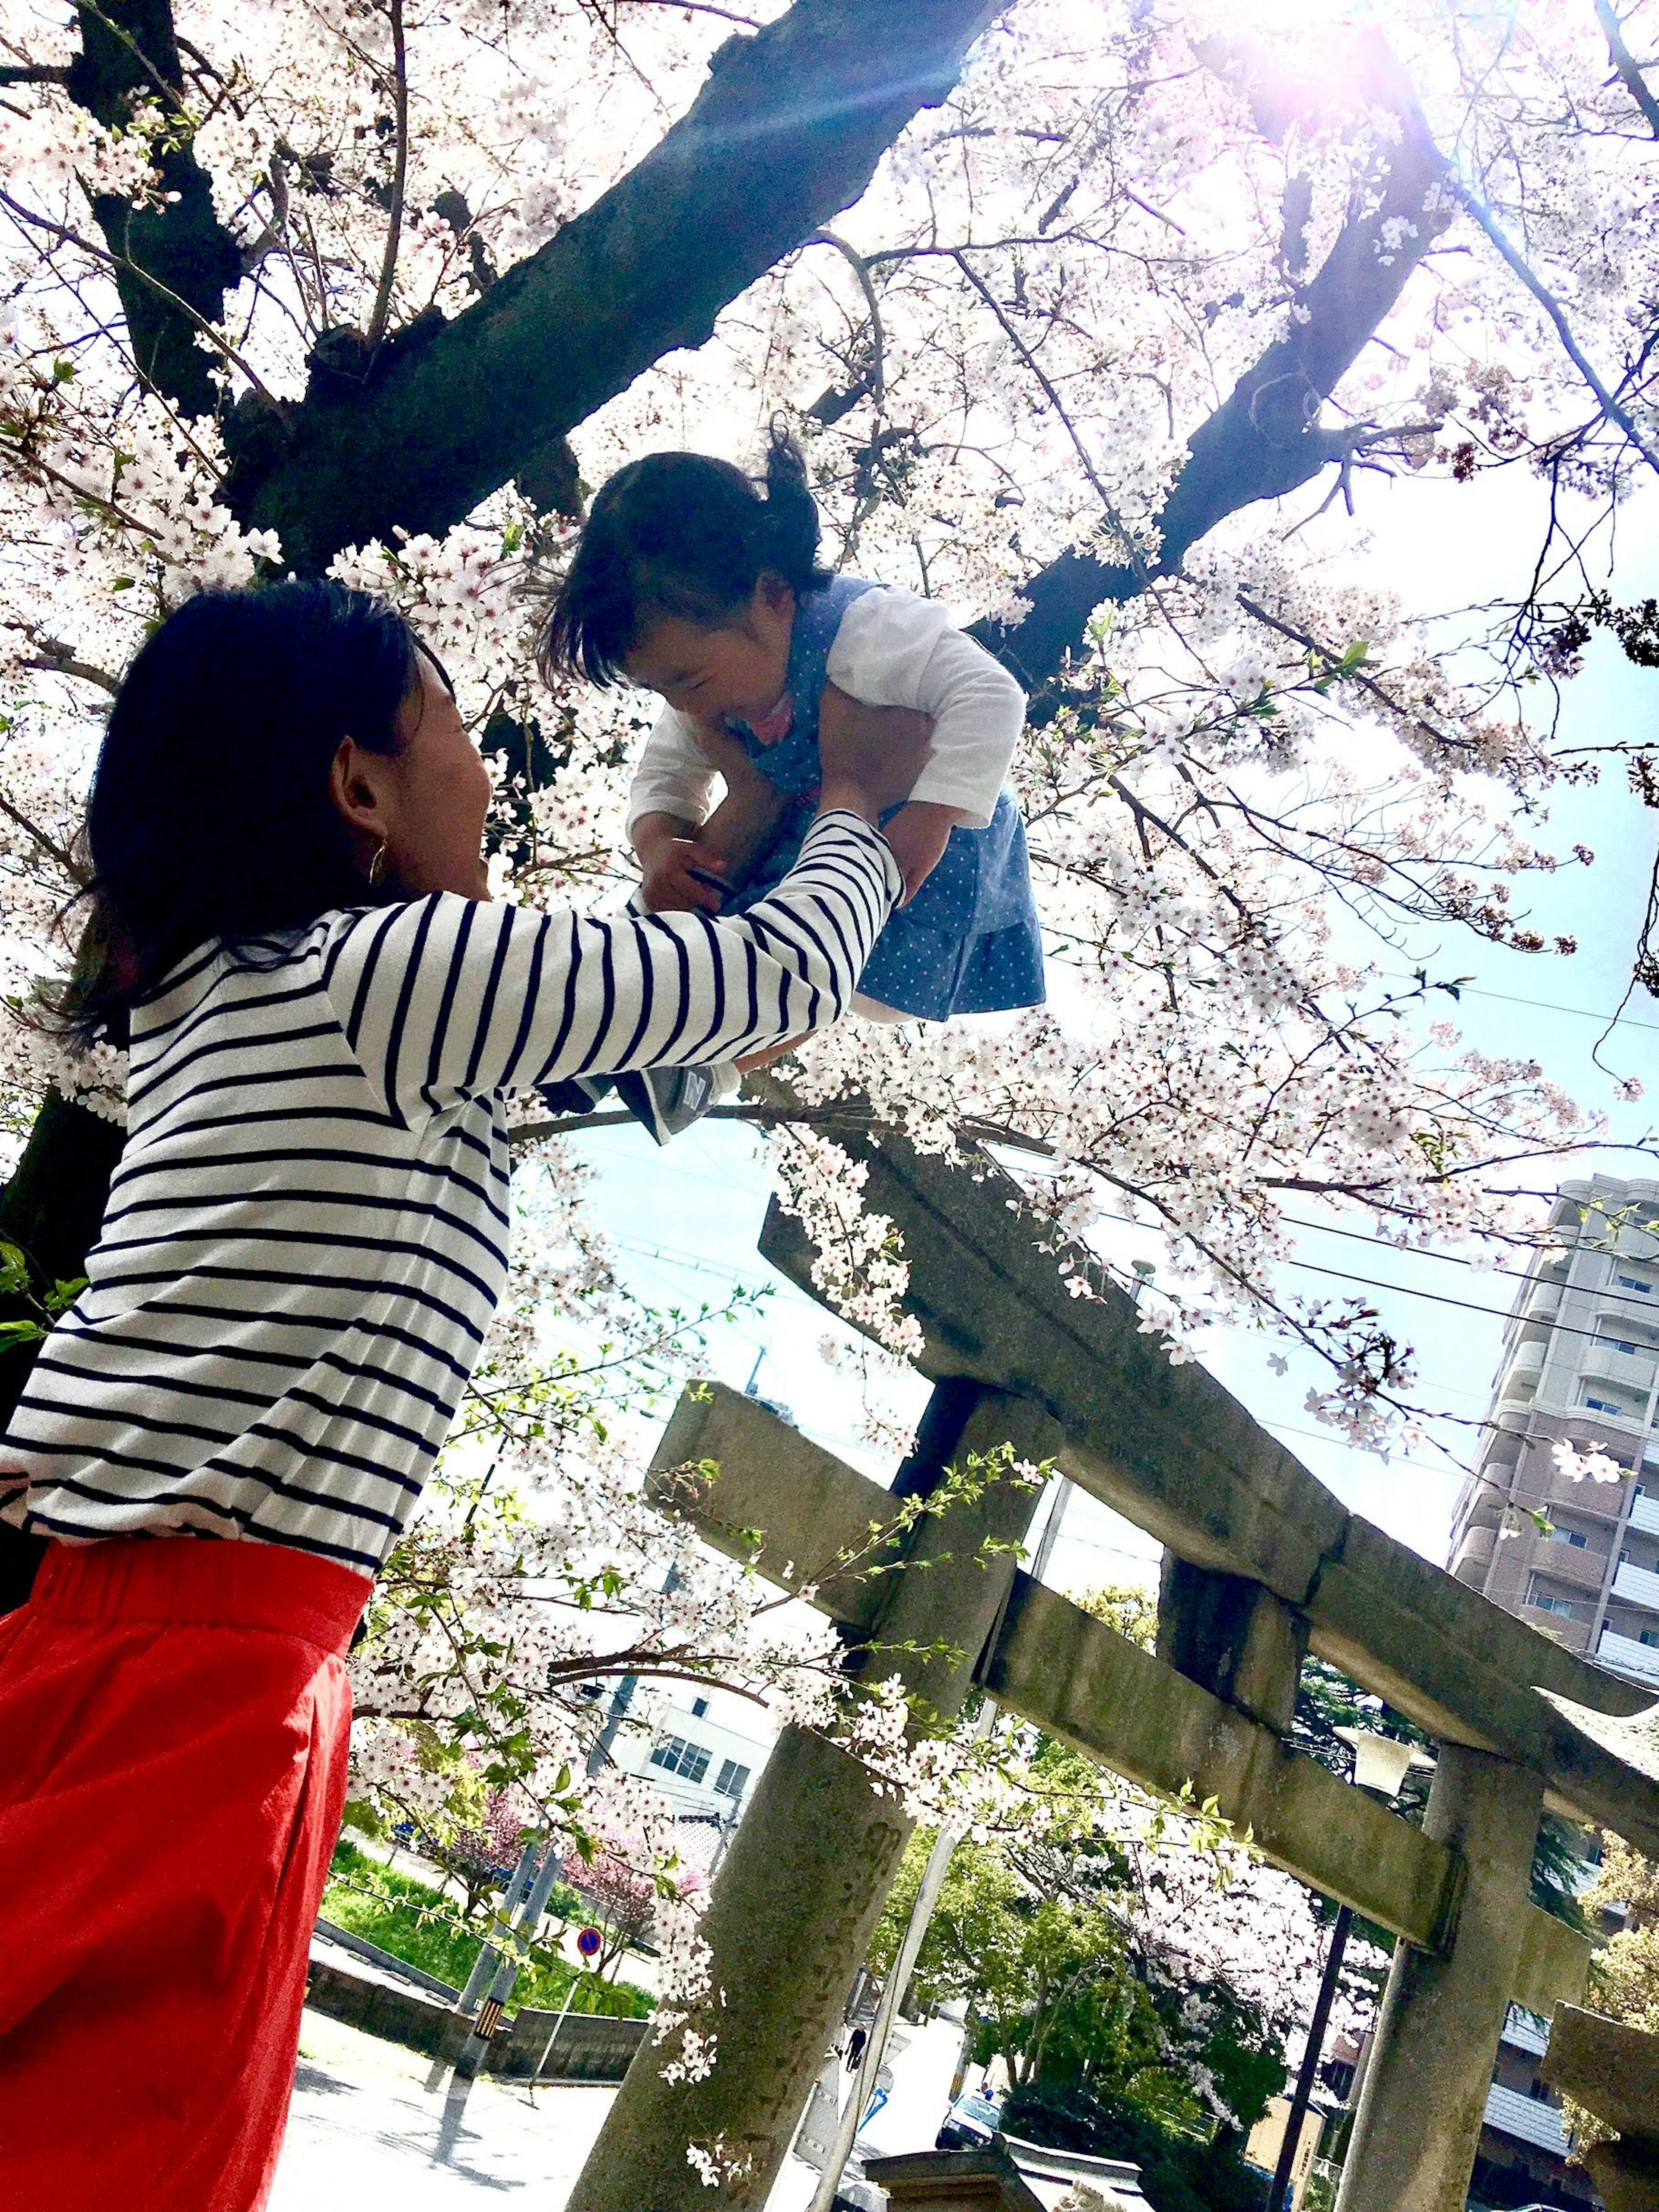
[70,578,431,1033]
[542,425,831,686]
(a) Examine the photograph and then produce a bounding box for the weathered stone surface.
[573,1381,1047,2212]
[1335,1748,1546,2212]
[570,1722,912,2211]
[1156,1558,1308,1735]
[1541,2005,1659,2142]
[759,1134,1659,1852]
[987,1567,1459,1949]
[864,2145,1049,2212]
[1584,2138,1659,2212]
[655,1386,1592,2005]
[646,1382,895,1633]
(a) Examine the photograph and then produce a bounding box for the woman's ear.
[330,736,394,864]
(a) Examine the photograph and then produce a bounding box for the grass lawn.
[322,1837,653,2018]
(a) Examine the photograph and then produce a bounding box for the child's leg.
[850,994,914,1023]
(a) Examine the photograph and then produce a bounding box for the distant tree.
[566,1824,707,1981]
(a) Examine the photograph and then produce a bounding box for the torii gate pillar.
[570,1381,1051,2212]
[1335,1744,1545,2212]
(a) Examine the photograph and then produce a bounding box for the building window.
[650,1734,711,1785]
[1557,1530,1588,1548]
[1615,1274,1654,1295]
[1601,1337,1641,1356]
[1584,1394,1627,1416]
[714,1758,751,1801]
[690,1696,709,1718]
[1526,1576,1580,1618]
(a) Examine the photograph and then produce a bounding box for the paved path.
[273,2005,963,2208]
[273,2009,615,2207]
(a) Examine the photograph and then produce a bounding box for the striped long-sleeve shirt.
[0,811,899,1574]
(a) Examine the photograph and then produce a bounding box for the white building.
[595,1676,777,1826]
[1448,1174,1659,1688]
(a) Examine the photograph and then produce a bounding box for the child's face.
[624,574,795,725]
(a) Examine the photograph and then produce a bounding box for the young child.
[540,430,1044,1136]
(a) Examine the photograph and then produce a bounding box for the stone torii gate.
[572,1131,1659,2212]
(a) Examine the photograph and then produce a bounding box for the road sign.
[576,1926,602,1959]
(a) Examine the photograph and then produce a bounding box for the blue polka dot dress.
[725,577,1046,1022]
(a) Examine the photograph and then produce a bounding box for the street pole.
[454,1837,571,2078]
[1266,1904,1352,2212]
[534,1965,596,2086]
[808,1698,999,2212]
[454,1841,538,2016]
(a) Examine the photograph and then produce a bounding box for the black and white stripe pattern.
[1,812,899,1574]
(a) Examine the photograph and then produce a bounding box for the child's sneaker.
[536,1061,737,1144]
[611,1064,716,1146]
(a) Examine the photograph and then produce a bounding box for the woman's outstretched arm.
[320,810,901,1126]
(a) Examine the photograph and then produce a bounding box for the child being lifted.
[539,427,1045,1141]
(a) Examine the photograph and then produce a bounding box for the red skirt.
[0,1537,370,2211]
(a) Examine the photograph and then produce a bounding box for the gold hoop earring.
[368,840,389,887]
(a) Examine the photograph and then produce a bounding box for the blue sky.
[559,465,1659,1604]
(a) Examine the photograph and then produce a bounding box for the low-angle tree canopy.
[1,0,1656,2021]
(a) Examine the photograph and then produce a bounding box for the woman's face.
[331,649,493,899]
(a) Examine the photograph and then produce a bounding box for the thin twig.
[0,187,288,416]
[365,0,409,358]
[1457,181,1659,476]
[950,246,1139,560]
[805,230,885,408]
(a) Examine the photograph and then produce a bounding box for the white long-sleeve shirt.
[0,813,899,1573]
[627,586,1027,837]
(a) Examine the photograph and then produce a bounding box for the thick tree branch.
[63,0,245,418]
[1595,0,1659,140]
[974,36,1453,691]
[228,0,1006,568]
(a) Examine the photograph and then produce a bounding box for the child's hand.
[881,800,961,905]
[639,836,727,914]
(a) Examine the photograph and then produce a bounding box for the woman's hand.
[815,684,934,825]
[880,800,962,905]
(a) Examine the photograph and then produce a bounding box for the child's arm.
[631,719,786,913]
[825,589,1026,901]
[629,707,721,911]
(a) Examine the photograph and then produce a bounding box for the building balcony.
[1534,1539,1610,1594]
[1629,1490,1659,1538]
[1612,1560,1659,1614]
[1483,2081,1570,2155]
[1451,1526,1497,1584]
[1597,1628,1659,1686]
[1497,1342,1544,1406]
[1582,1346,1658,1399]
[1518,1601,1592,1651]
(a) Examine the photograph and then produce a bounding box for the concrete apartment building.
[1446,1173,1657,2206]
[1449,1173,1659,1685]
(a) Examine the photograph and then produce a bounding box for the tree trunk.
[228,0,1008,569]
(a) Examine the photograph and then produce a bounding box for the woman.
[0,578,925,2209]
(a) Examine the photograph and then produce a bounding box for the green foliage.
[321,1837,652,2018]
[1001,2082,1269,2212]
[0,1236,84,1355]
[1074,1582,1158,1651]
[871,1735,1285,2160]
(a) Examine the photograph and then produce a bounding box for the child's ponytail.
[760,423,826,596]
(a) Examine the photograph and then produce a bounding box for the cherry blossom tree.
[1,0,1657,2023]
